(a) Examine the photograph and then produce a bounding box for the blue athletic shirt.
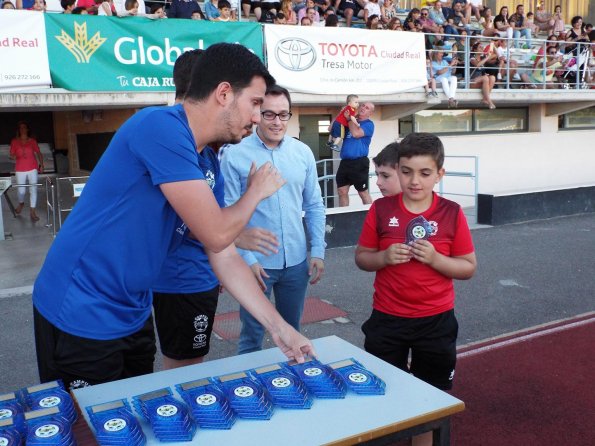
[339,119,375,160]
[32,104,205,340]
[151,146,224,294]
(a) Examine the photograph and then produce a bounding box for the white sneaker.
[512,74,521,81]
[497,73,502,80]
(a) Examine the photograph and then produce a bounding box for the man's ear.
[214,82,233,106]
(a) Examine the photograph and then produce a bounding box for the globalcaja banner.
[264,25,427,95]
[0,10,51,90]
[44,15,263,91]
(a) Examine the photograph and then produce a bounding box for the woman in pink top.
[9,121,44,221]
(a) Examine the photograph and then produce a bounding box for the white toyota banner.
[0,10,51,91]
[265,25,427,95]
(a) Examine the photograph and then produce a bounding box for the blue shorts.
[330,120,346,139]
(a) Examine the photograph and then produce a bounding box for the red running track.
[451,313,595,446]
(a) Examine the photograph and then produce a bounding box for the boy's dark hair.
[265,84,292,109]
[346,94,358,104]
[61,0,75,10]
[218,0,230,9]
[71,5,86,13]
[372,142,399,168]
[173,49,203,100]
[325,14,338,27]
[398,133,445,170]
[185,43,275,102]
[150,3,163,13]
[275,12,285,20]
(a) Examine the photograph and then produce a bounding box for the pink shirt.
[10,138,41,172]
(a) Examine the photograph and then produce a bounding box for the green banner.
[45,16,263,92]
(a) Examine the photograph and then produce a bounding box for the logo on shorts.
[388,216,399,227]
[193,315,209,333]
[275,38,316,72]
[193,334,207,349]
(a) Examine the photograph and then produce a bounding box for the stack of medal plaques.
[0,418,23,446]
[284,359,347,399]
[328,359,386,395]
[249,363,313,410]
[214,372,274,420]
[22,381,77,426]
[0,392,26,441]
[176,378,236,429]
[132,388,196,442]
[86,399,146,446]
[24,407,76,446]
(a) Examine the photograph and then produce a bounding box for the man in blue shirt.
[221,85,326,354]
[336,102,375,207]
[32,43,316,389]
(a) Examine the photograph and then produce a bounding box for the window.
[399,108,527,137]
[559,106,595,129]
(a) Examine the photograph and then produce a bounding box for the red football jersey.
[358,193,474,318]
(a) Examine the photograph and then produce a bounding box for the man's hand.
[308,258,325,284]
[271,322,317,363]
[236,227,279,255]
[247,161,286,201]
[250,263,270,291]
[410,239,437,265]
[383,243,413,265]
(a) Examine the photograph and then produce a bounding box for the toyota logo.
[275,38,316,72]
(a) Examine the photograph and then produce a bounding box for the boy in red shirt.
[327,94,360,152]
[355,133,476,397]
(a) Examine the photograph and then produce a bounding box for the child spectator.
[31,0,46,12]
[526,12,540,36]
[355,133,476,405]
[75,0,97,14]
[1,0,15,8]
[366,13,380,29]
[96,0,115,16]
[60,0,74,12]
[123,0,138,15]
[113,0,146,16]
[363,0,380,25]
[327,94,360,152]
[324,12,338,26]
[213,0,232,21]
[425,56,438,97]
[149,3,166,18]
[71,5,88,13]
[274,11,287,24]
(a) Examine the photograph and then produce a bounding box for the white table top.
[72,335,464,445]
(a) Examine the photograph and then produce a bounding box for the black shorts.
[336,157,370,191]
[362,309,459,390]
[34,307,156,390]
[338,0,362,16]
[153,286,219,360]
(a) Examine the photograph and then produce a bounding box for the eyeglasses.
[421,13,428,16]
[261,111,292,121]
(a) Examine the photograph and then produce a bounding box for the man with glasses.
[221,85,326,355]
[419,7,440,33]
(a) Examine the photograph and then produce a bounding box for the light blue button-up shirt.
[221,131,326,270]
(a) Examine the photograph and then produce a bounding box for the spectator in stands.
[297,0,319,23]
[494,5,514,40]
[227,0,239,19]
[168,0,205,19]
[565,16,590,55]
[60,0,74,12]
[274,11,286,23]
[213,0,233,20]
[75,0,98,14]
[363,0,380,25]
[533,1,554,33]
[425,56,438,97]
[1,0,15,8]
[419,7,439,33]
[449,1,470,34]
[72,6,87,13]
[300,15,311,25]
[335,0,364,28]
[430,1,459,37]
[469,41,496,108]
[259,3,276,22]
[534,34,559,68]
[96,0,115,16]
[205,0,221,19]
[404,8,421,31]
[432,45,459,108]
[366,13,380,29]
[325,12,338,26]
[479,6,499,37]
[123,0,138,15]
[530,46,564,88]
[9,121,44,222]
[380,0,397,24]
[552,5,566,39]
[149,3,166,18]
[113,0,145,15]
[526,12,540,36]
[509,4,532,49]
[255,0,280,21]
[280,0,297,24]
[387,16,403,31]
[31,0,46,11]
